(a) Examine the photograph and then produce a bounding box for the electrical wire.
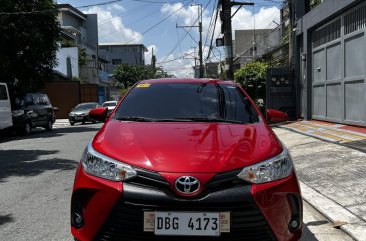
[125,0,193,44]
[98,2,152,26]
[99,5,161,38]
[159,0,212,63]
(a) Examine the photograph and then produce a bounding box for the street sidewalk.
[281,120,366,152]
[274,120,366,241]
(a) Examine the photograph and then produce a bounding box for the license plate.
[75,117,83,120]
[144,211,230,236]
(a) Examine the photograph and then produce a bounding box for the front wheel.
[23,121,32,135]
[70,121,75,126]
[45,119,53,131]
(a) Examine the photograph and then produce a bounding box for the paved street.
[274,127,366,240]
[0,123,355,240]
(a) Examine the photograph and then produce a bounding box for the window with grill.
[312,18,341,48]
[344,4,366,35]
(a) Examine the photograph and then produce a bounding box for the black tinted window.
[115,83,259,123]
[0,85,8,100]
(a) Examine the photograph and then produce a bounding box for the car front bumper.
[71,166,302,241]
[69,116,92,123]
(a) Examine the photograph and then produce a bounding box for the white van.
[0,83,13,131]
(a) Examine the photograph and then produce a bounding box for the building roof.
[99,43,148,52]
[57,4,87,20]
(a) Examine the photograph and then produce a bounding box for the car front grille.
[127,168,249,197]
[94,199,277,241]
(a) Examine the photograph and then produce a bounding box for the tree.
[0,0,60,96]
[234,61,268,105]
[114,64,172,88]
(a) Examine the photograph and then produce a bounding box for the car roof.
[139,78,236,85]
[78,102,98,105]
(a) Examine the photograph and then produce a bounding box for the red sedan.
[71,78,302,241]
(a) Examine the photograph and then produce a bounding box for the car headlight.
[237,145,293,184]
[81,143,137,181]
[69,113,75,117]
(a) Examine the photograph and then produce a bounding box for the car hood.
[70,110,90,115]
[92,120,282,173]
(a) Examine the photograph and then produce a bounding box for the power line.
[76,0,123,9]
[98,2,152,26]
[125,0,193,44]
[99,5,161,38]
[159,0,212,63]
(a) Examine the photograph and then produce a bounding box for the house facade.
[99,44,148,73]
[294,0,366,127]
[55,4,112,104]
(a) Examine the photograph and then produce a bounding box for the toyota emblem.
[175,176,200,194]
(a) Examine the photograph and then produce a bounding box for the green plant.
[234,61,268,104]
[0,0,61,94]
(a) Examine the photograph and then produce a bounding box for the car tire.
[45,119,53,131]
[82,121,85,125]
[70,121,75,126]
[23,121,32,135]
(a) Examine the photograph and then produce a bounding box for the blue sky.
[56,0,282,77]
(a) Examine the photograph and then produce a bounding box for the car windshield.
[114,82,259,124]
[102,102,116,107]
[74,103,95,111]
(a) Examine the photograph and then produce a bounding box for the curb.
[279,125,366,154]
[300,181,366,241]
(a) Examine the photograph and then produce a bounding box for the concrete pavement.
[274,126,366,241]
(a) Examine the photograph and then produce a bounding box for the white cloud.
[232,6,280,31]
[106,3,125,12]
[158,49,196,77]
[83,6,142,44]
[158,4,280,76]
[145,45,158,65]
[160,4,280,42]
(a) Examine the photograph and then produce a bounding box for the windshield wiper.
[175,117,244,124]
[116,116,157,122]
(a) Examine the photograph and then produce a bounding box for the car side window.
[0,85,8,100]
[25,95,33,107]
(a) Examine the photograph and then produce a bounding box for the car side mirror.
[89,107,108,122]
[53,107,59,112]
[266,109,289,124]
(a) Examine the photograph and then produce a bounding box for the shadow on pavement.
[306,220,329,227]
[0,149,78,181]
[301,224,318,241]
[0,214,14,226]
[0,125,101,144]
[343,139,366,153]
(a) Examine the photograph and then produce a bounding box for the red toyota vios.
[71,78,302,241]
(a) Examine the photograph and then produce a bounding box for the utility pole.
[151,47,156,71]
[219,0,254,80]
[177,4,203,78]
[197,4,203,78]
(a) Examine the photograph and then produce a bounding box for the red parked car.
[71,78,302,241]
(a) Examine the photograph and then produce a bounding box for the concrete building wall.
[99,44,148,73]
[84,14,98,48]
[55,47,79,78]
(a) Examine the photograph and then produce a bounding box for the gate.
[311,2,366,126]
[266,68,297,120]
